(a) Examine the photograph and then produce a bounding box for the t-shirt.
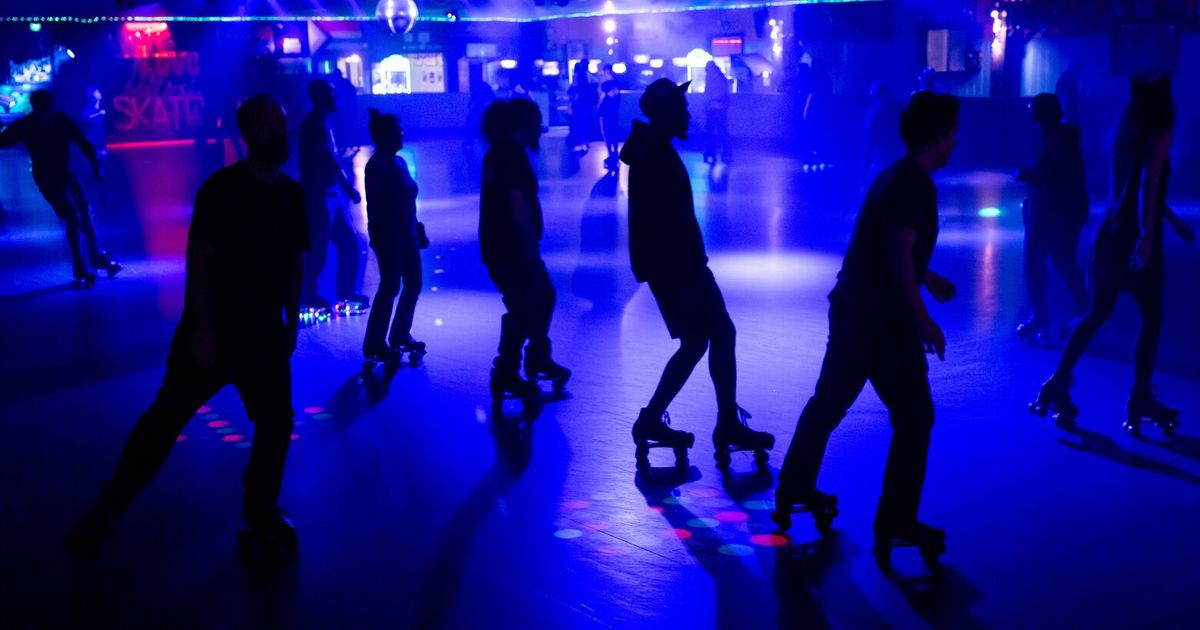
[299,111,339,196]
[0,110,93,187]
[184,162,310,348]
[365,152,419,248]
[479,141,542,266]
[830,156,939,327]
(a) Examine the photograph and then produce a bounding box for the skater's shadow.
[883,563,986,629]
[570,171,632,315]
[634,467,791,628]
[325,368,399,429]
[0,282,76,304]
[718,465,774,504]
[1134,432,1200,464]
[411,415,534,628]
[1057,423,1200,486]
[774,536,888,628]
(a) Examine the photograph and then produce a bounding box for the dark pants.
[304,190,365,302]
[487,260,556,370]
[38,176,108,278]
[704,108,731,163]
[100,328,295,514]
[1025,221,1089,325]
[646,270,737,415]
[364,243,422,353]
[779,307,934,526]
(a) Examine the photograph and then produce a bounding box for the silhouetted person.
[64,94,310,559]
[567,61,596,156]
[1032,76,1195,433]
[0,89,120,285]
[1055,68,1081,125]
[300,78,366,309]
[598,74,621,171]
[702,61,731,166]
[772,92,961,564]
[464,82,496,153]
[480,99,571,403]
[80,86,106,160]
[1016,93,1090,342]
[362,108,426,361]
[862,82,904,186]
[621,79,774,466]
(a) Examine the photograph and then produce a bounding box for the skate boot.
[632,408,695,469]
[873,519,946,570]
[1029,375,1079,426]
[102,260,123,278]
[62,503,117,561]
[770,485,838,537]
[237,503,299,565]
[392,335,427,365]
[73,271,97,289]
[1016,316,1047,346]
[525,355,571,395]
[712,406,775,471]
[1125,395,1180,437]
[338,293,371,310]
[490,367,540,409]
[363,344,401,370]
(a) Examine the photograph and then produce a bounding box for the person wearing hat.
[773,91,961,569]
[1015,93,1091,343]
[620,78,774,469]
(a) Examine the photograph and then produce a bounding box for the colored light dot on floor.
[561,499,589,510]
[750,534,791,547]
[662,496,682,506]
[313,413,333,421]
[290,434,300,441]
[197,406,212,414]
[978,206,1002,218]
[648,505,665,514]
[431,287,438,292]
[718,544,755,557]
[175,434,187,443]
[554,529,583,540]
[222,434,245,442]
[742,500,774,511]
[435,317,444,326]
[715,511,749,523]
[303,406,324,414]
[673,528,693,540]
[217,428,235,435]
[687,518,720,529]
[207,420,229,428]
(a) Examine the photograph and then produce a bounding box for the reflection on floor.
[2,137,1199,627]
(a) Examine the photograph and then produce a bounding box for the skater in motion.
[620,79,774,471]
[1016,93,1090,344]
[597,69,621,172]
[702,61,731,166]
[64,95,309,560]
[1031,75,1194,436]
[362,108,426,366]
[772,92,961,570]
[567,61,596,156]
[0,89,120,286]
[479,99,571,405]
[299,78,367,309]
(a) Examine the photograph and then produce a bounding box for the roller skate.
[363,345,401,371]
[392,335,427,366]
[1124,395,1180,437]
[632,408,695,470]
[873,520,946,570]
[770,486,838,537]
[338,293,371,309]
[62,503,117,561]
[1016,316,1047,346]
[101,259,122,278]
[1029,375,1079,426]
[490,367,540,410]
[524,355,571,395]
[237,504,299,565]
[712,406,775,471]
[73,271,97,289]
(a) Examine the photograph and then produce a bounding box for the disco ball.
[376,0,419,35]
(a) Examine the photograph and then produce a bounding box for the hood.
[619,120,670,167]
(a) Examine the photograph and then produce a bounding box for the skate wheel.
[1123,419,1141,436]
[673,447,689,468]
[770,509,792,532]
[1028,402,1047,418]
[814,514,834,538]
[713,449,732,470]
[920,547,942,570]
[1160,421,1178,437]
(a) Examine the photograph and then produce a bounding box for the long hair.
[1115,75,1174,155]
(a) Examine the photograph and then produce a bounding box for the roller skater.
[774,92,960,560]
[480,98,570,409]
[632,409,695,470]
[0,89,121,285]
[362,108,427,369]
[63,95,309,562]
[1015,93,1090,346]
[1031,75,1193,437]
[237,504,300,564]
[873,521,946,570]
[620,79,773,471]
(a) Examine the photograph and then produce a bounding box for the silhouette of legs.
[488,261,556,369]
[1053,284,1119,380]
[709,313,737,413]
[646,337,708,416]
[364,244,422,353]
[1130,276,1163,398]
[331,206,366,301]
[869,349,934,526]
[1049,225,1090,318]
[1023,225,1051,326]
[390,246,422,346]
[302,194,332,305]
[41,178,109,278]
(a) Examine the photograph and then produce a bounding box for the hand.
[1130,238,1154,271]
[923,271,958,303]
[190,330,217,367]
[920,316,946,362]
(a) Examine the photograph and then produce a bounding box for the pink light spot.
[673,528,693,540]
[561,499,589,510]
[715,511,750,523]
[222,434,245,443]
[175,434,187,443]
[290,434,300,441]
[750,534,791,547]
[648,505,665,514]
[197,406,212,414]
[303,406,324,414]
[207,420,230,428]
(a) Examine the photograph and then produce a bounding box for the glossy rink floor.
[2,136,1199,628]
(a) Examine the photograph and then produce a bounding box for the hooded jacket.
[620,120,708,284]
